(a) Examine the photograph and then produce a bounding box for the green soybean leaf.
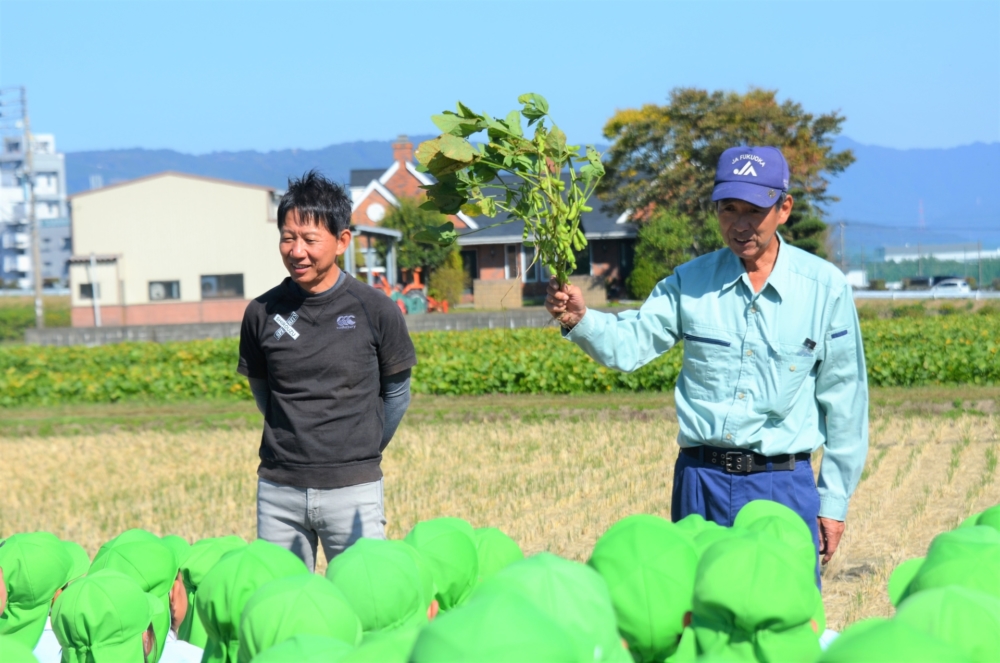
[439,134,477,163]
[505,110,523,137]
[414,221,458,246]
[545,125,567,155]
[415,138,441,168]
[518,92,549,124]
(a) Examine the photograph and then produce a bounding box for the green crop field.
[1,312,999,407]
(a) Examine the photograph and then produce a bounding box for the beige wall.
[70,174,288,311]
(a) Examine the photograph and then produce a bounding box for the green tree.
[600,87,853,262]
[428,248,466,306]
[627,208,695,299]
[379,197,456,273]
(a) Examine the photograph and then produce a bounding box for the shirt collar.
[720,232,789,300]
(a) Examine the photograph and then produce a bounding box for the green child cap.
[393,542,435,610]
[178,535,248,647]
[737,515,826,633]
[0,634,40,663]
[402,518,479,611]
[326,538,427,634]
[899,526,1000,602]
[237,574,361,663]
[0,532,74,648]
[250,634,354,663]
[472,528,523,583]
[195,539,309,663]
[161,536,192,569]
[587,514,698,663]
[733,500,810,532]
[959,503,1000,534]
[61,542,90,586]
[89,532,179,663]
[692,533,820,663]
[474,552,629,663]
[895,586,1000,663]
[409,588,580,663]
[51,569,161,663]
[342,625,422,663]
[886,557,925,607]
[817,617,969,663]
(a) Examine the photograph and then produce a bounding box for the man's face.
[717,195,793,263]
[279,209,351,292]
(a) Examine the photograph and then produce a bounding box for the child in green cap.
[895,525,1000,603]
[195,539,309,663]
[237,574,361,663]
[89,531,182,663]
[51,570,160,663]
[409,588,580,663]
[250,634,353,663]
[473,552,631,663]
[325,538,429,635]
[178,536,247,647]
[472,528,523,584]
[0,532,74,649]
[817,617,968,662]
[587,514,699,663]
[894,586,1000,663]
[402,519,479,611]
[692,533,820,662]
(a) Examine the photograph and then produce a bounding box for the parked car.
[930,279,971,296]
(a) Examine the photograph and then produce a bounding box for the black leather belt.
[682,445,811,474]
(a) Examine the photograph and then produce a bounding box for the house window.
[149,280,180,301]
[520,246,550,283]
[79,283,99,299]
[572,247,591,276]
[201,274,244,299]
[504,245,518,279]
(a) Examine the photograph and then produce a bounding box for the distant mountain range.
[65,136,1000,252]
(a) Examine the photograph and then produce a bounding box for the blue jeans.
[257,477,387,572]
[671,449,822,585]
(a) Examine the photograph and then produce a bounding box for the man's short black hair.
[277,170,352,235]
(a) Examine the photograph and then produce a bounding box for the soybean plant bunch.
[414,93,605,285]
[862,315,1000,387]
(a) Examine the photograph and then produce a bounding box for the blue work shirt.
[565,234,868,521]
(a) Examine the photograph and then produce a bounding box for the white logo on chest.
[337,315,356,330]
[273,312,300,340]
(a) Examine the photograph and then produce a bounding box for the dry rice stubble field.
[1,409,997,631]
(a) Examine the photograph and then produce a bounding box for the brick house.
[350,138,638,305]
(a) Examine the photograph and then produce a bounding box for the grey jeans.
[256,477,387,571]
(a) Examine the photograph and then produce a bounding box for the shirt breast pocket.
[760,343,816,420]
[681,332,733,401]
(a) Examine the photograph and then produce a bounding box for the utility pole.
[978,241,983,293]
[22,88,43,329]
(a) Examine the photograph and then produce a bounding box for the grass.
[0,295,71,342]
[1,389,998,633]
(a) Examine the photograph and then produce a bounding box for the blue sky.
[1,0,997,154]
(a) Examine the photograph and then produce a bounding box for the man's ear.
[336,228,353,256]
[777,194,794,225]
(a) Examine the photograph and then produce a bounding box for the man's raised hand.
[545,278,587,329]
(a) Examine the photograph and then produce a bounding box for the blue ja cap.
[712,146,790,208]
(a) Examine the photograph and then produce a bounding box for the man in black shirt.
[238,170,417,570]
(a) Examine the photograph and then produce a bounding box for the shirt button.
[790,365,797,372]
[746,350,753,357]
[726,433,733,440]
[750,307,758,314]
[738,392,745,399]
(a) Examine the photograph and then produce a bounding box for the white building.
[0,134,70,288]
[879,242,1000,264]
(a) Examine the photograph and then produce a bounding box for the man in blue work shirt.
[546,146,868,570]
